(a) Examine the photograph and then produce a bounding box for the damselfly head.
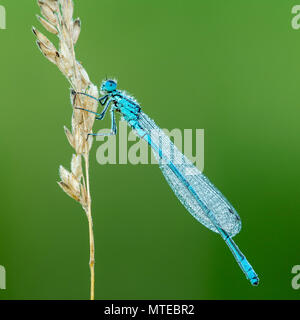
[101,79,117,94]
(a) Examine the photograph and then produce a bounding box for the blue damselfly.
[74,80,259,286]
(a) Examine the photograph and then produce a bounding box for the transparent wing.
[136,112,241,237]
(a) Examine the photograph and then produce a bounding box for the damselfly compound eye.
[103,80,117,92]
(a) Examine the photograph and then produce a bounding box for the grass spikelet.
[33,0,97,300]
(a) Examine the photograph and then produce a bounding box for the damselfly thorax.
[111,91,141,122]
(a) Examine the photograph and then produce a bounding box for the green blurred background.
[0,0,299,299]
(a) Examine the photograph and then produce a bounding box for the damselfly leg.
[74,102,116,138]
[75,98,112,120]
[71,90,108,105]
[75,106,103,118]
[87,109,117,137]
